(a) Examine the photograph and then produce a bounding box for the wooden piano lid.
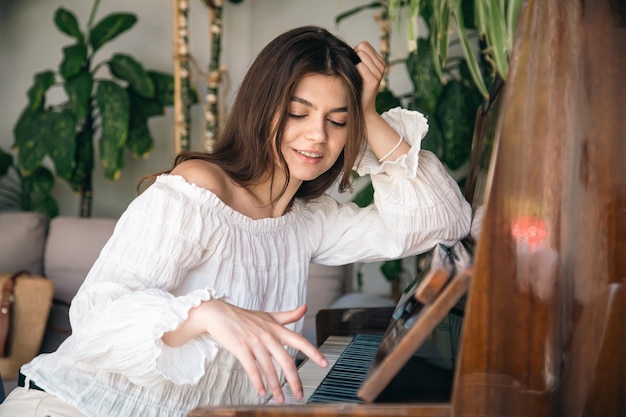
[452,0,626,416]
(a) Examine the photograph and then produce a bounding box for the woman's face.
[280,74,349,183]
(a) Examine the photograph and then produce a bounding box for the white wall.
[0,0,416,295]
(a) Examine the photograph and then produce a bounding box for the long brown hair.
[141,26,365,201]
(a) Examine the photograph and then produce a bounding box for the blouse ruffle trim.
[153,288,223,385]
[355,107,429,179]
[72,288,223,387]
[154,175,302,231]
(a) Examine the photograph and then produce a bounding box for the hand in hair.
[353,41,386,117]
[353,41,409,162]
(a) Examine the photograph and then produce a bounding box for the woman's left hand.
[354,41,385,115]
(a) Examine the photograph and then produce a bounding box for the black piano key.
[307,334,383,404]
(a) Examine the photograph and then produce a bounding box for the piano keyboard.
[270,334,383,405]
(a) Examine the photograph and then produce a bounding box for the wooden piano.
[189,0,626,415]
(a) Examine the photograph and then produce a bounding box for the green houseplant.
[0,0,178,218]
[338,0,521,296]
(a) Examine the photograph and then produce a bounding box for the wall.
[0,0,416,295]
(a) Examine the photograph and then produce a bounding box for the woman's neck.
[232,174,302,219]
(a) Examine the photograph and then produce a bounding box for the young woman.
[0,26,471,417]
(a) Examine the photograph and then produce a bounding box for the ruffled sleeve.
[355,107,428,178]
[305,107,472,265]
[68,177,224,387]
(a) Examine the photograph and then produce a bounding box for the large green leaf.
[435,80,479,170]
[99,141,125,181]
[407,39,443,114]
[42,110,77,180]
[13,108,36,149]
[95,80,129,148]
[60,43,88,80]
[129,89,165,118]
[14,109,76,178]
[95,81,129,180]
[126,112,154,158]
[26,71,56,111]
[149,71,177,107]
[89,13,137,52]
[0,148,13,176]
[109,54,155,98]
[64,69,93,125]
[54,7,84,43]
[14,111,49,172]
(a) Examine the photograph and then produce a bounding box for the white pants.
[0,387,86,417]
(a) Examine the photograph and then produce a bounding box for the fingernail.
[321,359,329,367]
[295,390,303,400]
[277,394,285,403]
[259,389,266,396]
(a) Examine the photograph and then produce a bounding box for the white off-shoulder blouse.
[21,108,471,417]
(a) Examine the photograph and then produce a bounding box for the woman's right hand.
[163,300,328,403]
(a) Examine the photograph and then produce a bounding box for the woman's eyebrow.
[291,96,347,113]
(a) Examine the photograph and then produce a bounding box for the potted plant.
[0,0,184,218]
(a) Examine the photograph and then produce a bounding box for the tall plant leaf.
[485,0,508,78]
[14,112,49,173]
[64,70,93,125]
[126,113,154,158]
[108,53,155,98]
[43,110,77,180]
[95,80,129,180]
[450,0,489,98]
[99,142,125,181]
[428,0,450,81]
[89,13,137,52]
[54,7,84,43]
[506,0,523,53]
[95,80,129,148]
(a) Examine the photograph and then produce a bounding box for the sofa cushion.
[44,217,117,304]
[0,211,48,275]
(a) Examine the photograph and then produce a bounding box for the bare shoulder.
[170,159,230,198]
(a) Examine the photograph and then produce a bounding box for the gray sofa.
[0,211,369,391]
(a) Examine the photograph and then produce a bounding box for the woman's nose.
[306,118,328,143]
